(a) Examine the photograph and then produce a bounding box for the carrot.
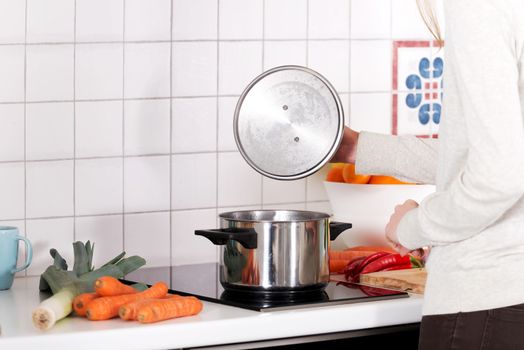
[329,259,351,274]
[119,294,182,321]
[94,276,138,296]
[85,282,168,321]
[136,296,203,324]
[345,246,396,253]
[73,292,99,317]
[329,250,376,261]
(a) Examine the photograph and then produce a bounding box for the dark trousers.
[419,303,524,350]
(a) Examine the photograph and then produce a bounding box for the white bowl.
[324,181,435,248]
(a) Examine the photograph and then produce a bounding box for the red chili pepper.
[359,285,400,296]
[354,252,391,275]
[360,254,411,275]
[343,256,366,281]
[381,263,412,272]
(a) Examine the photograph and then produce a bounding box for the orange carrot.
[345,246,396,253]
[94,276,138,296]
[329,250,376,261]
[136,296,203,324]
[119,294,182,321]
[85,282,168,321]
[329,259,351,274]
[73,292,99,317]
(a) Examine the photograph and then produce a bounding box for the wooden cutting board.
[359,268,427,294]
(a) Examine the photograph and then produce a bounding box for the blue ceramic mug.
[0,226,32,290]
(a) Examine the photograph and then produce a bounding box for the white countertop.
[0,277,423,350]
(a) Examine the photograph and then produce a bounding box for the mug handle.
[12,236,33,274]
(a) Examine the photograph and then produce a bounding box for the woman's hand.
[385,199,419,256]
[331,127,360,164]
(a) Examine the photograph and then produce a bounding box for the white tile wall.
[172,42,217,97]
[75,44,123,100]
[0,104,24,161]
[75,215,123,264]
[75,101,123,158]
[124,156,170,212]
[0,46,24,103]
[26,0,75,43]
[124,43,171,99]
[124,99,171,155]
[172,153,217,210]
[26,102,74,160]
[172,0,217,40]
[350,40,392,92]
[75,158,123,216]
[218,41,263,95]
[350,93,392,134]
[0,163,25,220]
[26,160,74,218]
[264,41,307,70]
[125,0,171,42]
[392,0,433,40]
[217,152,261,207]
[219,0,263,40]
[172,97,217,153]
[76,0,124,42]
[351,0,391,39]
[125,212,170,267]
[172,209,218,265]
[217,96,238,152]
[26,217,74,276]
[0,0,440,273]
[309,0,350,39]
[308,40,350,92]
[26,45,74,102]
[264,0,307,40]
[0,0,25,44]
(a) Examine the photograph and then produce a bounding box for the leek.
[32,241,146,330]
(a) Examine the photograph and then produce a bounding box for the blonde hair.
[416,0,443,46]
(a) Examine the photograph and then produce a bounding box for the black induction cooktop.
[124,263,408,312]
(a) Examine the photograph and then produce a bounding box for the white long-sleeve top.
[355,0,524,315]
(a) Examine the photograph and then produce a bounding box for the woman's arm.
[397,0,524,249]
[355,132,439,185]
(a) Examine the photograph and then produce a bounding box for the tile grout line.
[0,149,248,165]
[169,0,174,271]
[390,0,394,136]
[73,0,77,241]
[22,0,28,277]
[0,37,390,47]
[304,0,310,207]
[347,0,352,128]
[260,0,265,208]
[122,0,126,253]
[0,200,333,223]
[215,0,220,266]
[0,90,406,106]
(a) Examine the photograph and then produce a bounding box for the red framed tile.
[392,40,443,138]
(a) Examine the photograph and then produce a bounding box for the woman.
[333,0,524,349]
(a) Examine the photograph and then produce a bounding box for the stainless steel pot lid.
[219,210,331,223]
[234,65,345,180]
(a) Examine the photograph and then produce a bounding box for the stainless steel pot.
[195,210,352,293]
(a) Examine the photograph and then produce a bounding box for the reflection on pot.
[241,249,259,285]
[223,241,246,283]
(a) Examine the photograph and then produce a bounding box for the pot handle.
[329,222,352,241]
[195,228,258,249]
